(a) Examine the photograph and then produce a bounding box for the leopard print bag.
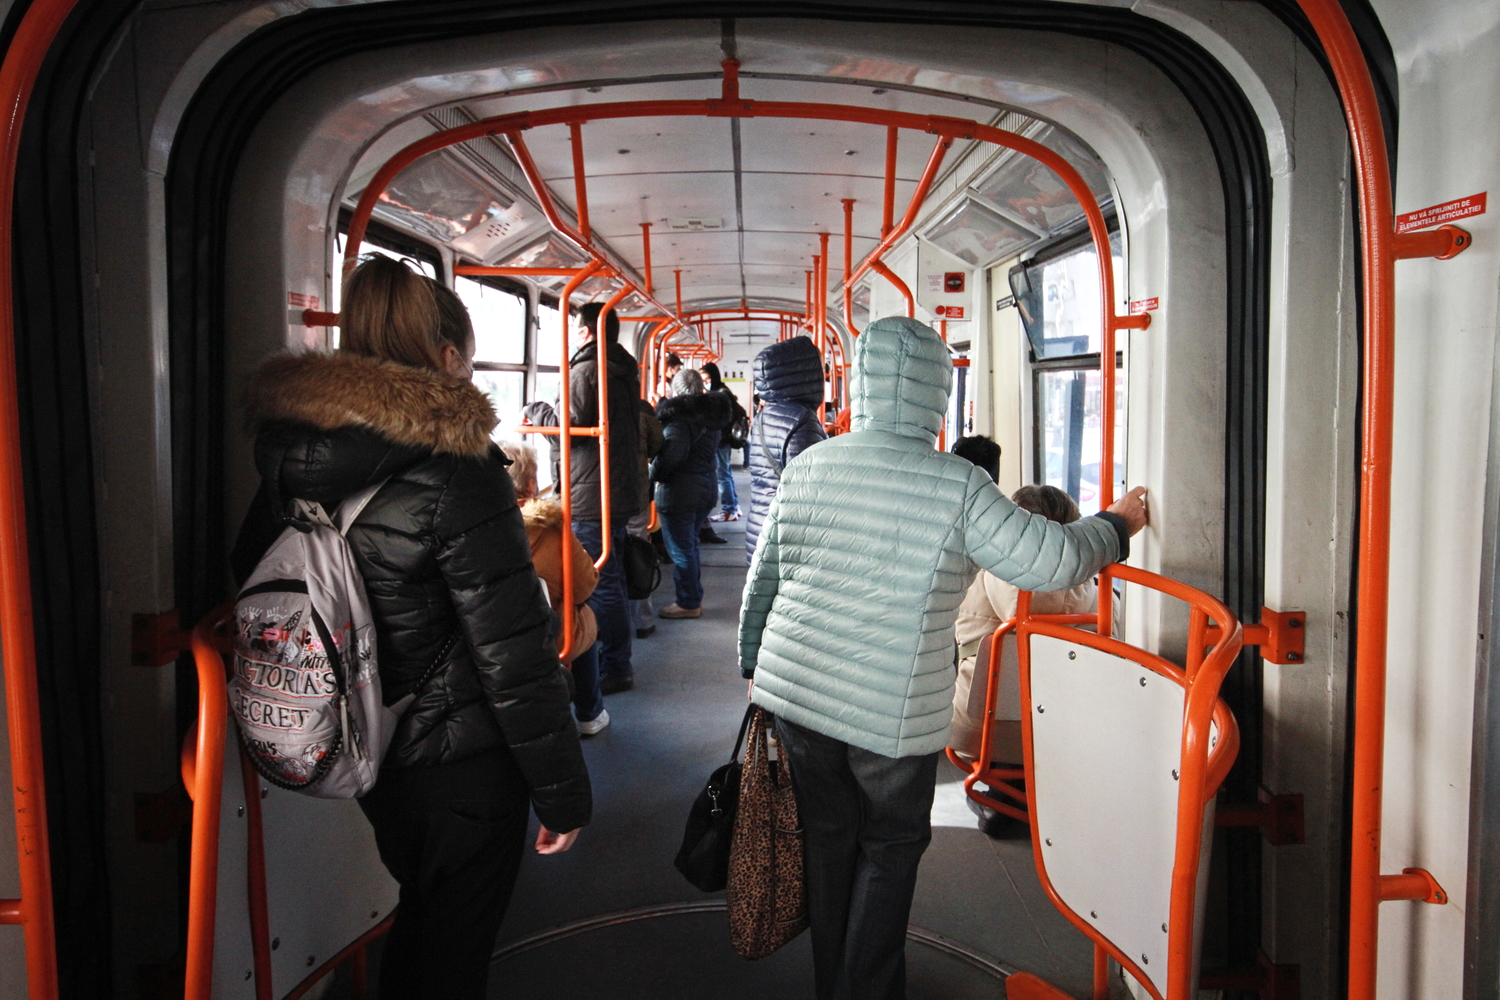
[726,708,808,959]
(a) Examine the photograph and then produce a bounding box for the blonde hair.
[500,440,538,498]
[340,255,447,370]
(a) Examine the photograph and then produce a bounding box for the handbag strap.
[730,703,757,764]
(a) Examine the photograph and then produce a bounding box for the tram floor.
[346,469,1124,999]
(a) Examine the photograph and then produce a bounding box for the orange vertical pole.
[592,284,631,572]
[805,269,813,335]
[675,269,683,316]
[810,257,821,351]
[553,260,603,661]
[818,232,831,356]
[640,222,653,296]
[0,3,71,998]
[842,199,858,337]
[882,125,898,238]
[1289,2,1403,997]
[569,122,590,242]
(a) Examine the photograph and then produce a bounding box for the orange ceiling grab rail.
[0,1,81,997]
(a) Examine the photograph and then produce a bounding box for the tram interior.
[1,2,1497,999]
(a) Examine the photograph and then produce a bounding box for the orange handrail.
[1287,2,1451,995]
[182,606,234,1000]
[0,2,81,996]
[1013,566,1243,1000]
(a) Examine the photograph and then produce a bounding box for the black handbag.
[674,704,756,891]
[623,532,662,601]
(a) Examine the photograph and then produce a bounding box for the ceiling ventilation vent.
[668,217,724,231]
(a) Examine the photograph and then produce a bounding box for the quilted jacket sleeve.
[962,467,1125,592]
[651,418,692,482]
[434,455,591,833]
[738,492,782,678]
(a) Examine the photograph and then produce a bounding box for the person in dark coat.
[699,361,748,521]
[521,399,560,493]
[651,369,731,618]
[231,257,588,1000]
[568,302,642,693]
[745,336,828,564]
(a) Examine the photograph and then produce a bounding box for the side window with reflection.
[456,276,528,436]
[1011,237,1126,516]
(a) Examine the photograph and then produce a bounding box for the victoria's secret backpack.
[231,481,434,798]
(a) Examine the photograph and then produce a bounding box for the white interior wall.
[1368,3,1500,997]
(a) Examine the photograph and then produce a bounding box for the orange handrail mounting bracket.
[131,608,191,666]
[1215,788,1305,845]
[1379,868,1448,905]
[1209,606,1304,664]
[1393,224,1471,261]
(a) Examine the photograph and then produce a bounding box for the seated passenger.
[949,479,1096,765]
[501,440,608,736]
[740,316,1146,1000]
[745,336,828,566]
[652,368,731,619]
[232,256,588,1000]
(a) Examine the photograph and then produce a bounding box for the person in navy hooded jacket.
[744,336,828,565]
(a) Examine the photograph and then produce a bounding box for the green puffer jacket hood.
[740,316,1129,757]
[850,316,951,443]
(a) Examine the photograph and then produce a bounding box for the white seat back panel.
[1027,632,1183,997]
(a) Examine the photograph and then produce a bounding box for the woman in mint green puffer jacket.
[740,315,1135,756]
[738,316,1143,1000]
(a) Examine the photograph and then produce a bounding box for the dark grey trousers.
[773,717,940,1000]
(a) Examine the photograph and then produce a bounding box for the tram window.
[1032,356,1125,516]
[535,300,564,367]
[455,276,526,365]
[329,232,439,315]
[533,371,560,407]
[947,348,972,443]
[1008,237,1123,361]
[472,370,525,429]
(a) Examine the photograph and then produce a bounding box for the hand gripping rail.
[990,565,1242,1000]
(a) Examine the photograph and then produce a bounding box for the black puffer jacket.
[231,352,590,833]
[746,337,827,563]
[568,340,642,522]
[651,391,732,514]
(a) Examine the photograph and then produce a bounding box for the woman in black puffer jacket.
[650,369,731,618]
[231,258,588,1000]
[745,336,828,564]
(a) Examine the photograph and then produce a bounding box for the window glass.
[329,235,437,314]
[472,371,525,436]
[1035,365,1126,516]
[535,301,565,368]
[455,277,526,364]
[947,352,972,444]
[534,371,561,409]
[1009,239,1124,361]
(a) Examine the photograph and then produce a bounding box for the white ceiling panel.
[526,115,735,181]
[738,115,941,178]
[581,172,738,240]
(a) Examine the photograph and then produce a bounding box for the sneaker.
[635,625,657,639]
[577,708,611,737]
[659,604,702,619]
[599,673,635,695]
[709,510,730,522]
[722,507,742,521]
[700,529,728,544]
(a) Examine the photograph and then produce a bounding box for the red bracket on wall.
[1379,868,1448,905]
[131,609,190,667]
[1216,788,1306,845]
[1201,950,1302,1000]
[1210,607,1304,664]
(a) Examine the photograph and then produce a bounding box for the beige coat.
[522,498,599,661]
[949,572,1097,763]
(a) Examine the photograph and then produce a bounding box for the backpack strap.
[756,418,783,477]
[334,478,392,535]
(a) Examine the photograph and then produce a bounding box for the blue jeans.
[659,509,705,609]
[773,717,939,1000]
[569,643,605,722]
[572,519,633,680]
[716,446,739,513]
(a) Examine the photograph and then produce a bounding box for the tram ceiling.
[348,66,1114,317]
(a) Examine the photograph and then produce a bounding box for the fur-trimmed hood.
[521,497,564,531]
[245,351,497,458]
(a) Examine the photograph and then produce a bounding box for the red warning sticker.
[1396,192,1486,234]
[1129,297,1159,315]
[935,305,966,319]
[287,291,320,309]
